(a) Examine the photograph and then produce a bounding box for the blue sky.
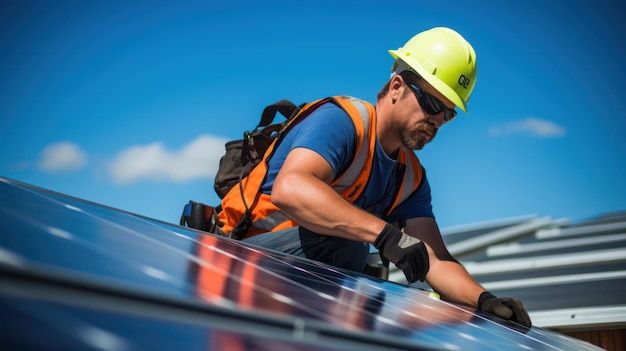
[1,0,625,229]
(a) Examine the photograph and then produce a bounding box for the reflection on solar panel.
[0,177,603,350]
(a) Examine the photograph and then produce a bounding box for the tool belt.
[180,201,224,236]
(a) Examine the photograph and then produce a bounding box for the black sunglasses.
[407,83,457,124]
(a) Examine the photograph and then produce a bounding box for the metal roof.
[393,212,626,332]
[0,177,604,350]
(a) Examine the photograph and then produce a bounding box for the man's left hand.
[478,291,532,328]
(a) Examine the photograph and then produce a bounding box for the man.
[218,27,531,328]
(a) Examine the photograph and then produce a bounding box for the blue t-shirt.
[262,101,434,222]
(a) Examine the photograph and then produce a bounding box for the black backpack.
[181,99,303,236]
[213,99,304,199]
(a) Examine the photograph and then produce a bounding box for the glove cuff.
[374,223,399,249]
[478,291,497,310]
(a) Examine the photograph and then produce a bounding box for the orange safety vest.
[218,96,423,238]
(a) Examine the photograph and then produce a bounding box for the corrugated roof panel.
[399,206,626,333]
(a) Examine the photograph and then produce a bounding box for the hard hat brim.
[389,50,468,113]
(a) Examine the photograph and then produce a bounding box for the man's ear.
[389,75,404,103]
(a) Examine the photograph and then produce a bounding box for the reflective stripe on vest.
[252,209,291,231]
[388,149,422,216]
[331,97,373,197]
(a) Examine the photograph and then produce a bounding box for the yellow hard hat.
[389,27,477,112]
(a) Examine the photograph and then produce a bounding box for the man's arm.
[405,217,484,307]
[271,147,385,242]
[405,217,532,327]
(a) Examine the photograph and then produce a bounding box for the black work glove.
[478,291,532,328]
[374,223,429,283]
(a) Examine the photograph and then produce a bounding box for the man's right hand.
[374,223,429,283]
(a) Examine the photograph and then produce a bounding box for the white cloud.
[38,142,88,172]
[489,117,565,138]
[109,134,229,184]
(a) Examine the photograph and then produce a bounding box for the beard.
[401,122,438,150]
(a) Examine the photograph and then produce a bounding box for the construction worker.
[218,27,532,328]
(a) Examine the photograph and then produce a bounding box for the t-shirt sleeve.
[262,102,356,192]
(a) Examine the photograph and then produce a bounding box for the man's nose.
[427,112,445,128]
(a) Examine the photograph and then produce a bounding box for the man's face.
[398,77,456,150]
[401,117,438,150]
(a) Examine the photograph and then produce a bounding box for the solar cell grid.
[0,177,604,350]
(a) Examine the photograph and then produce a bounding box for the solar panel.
[0,177,603,350]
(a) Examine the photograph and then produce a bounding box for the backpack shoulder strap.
[256,100,301,130]
[242,100,303,164]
